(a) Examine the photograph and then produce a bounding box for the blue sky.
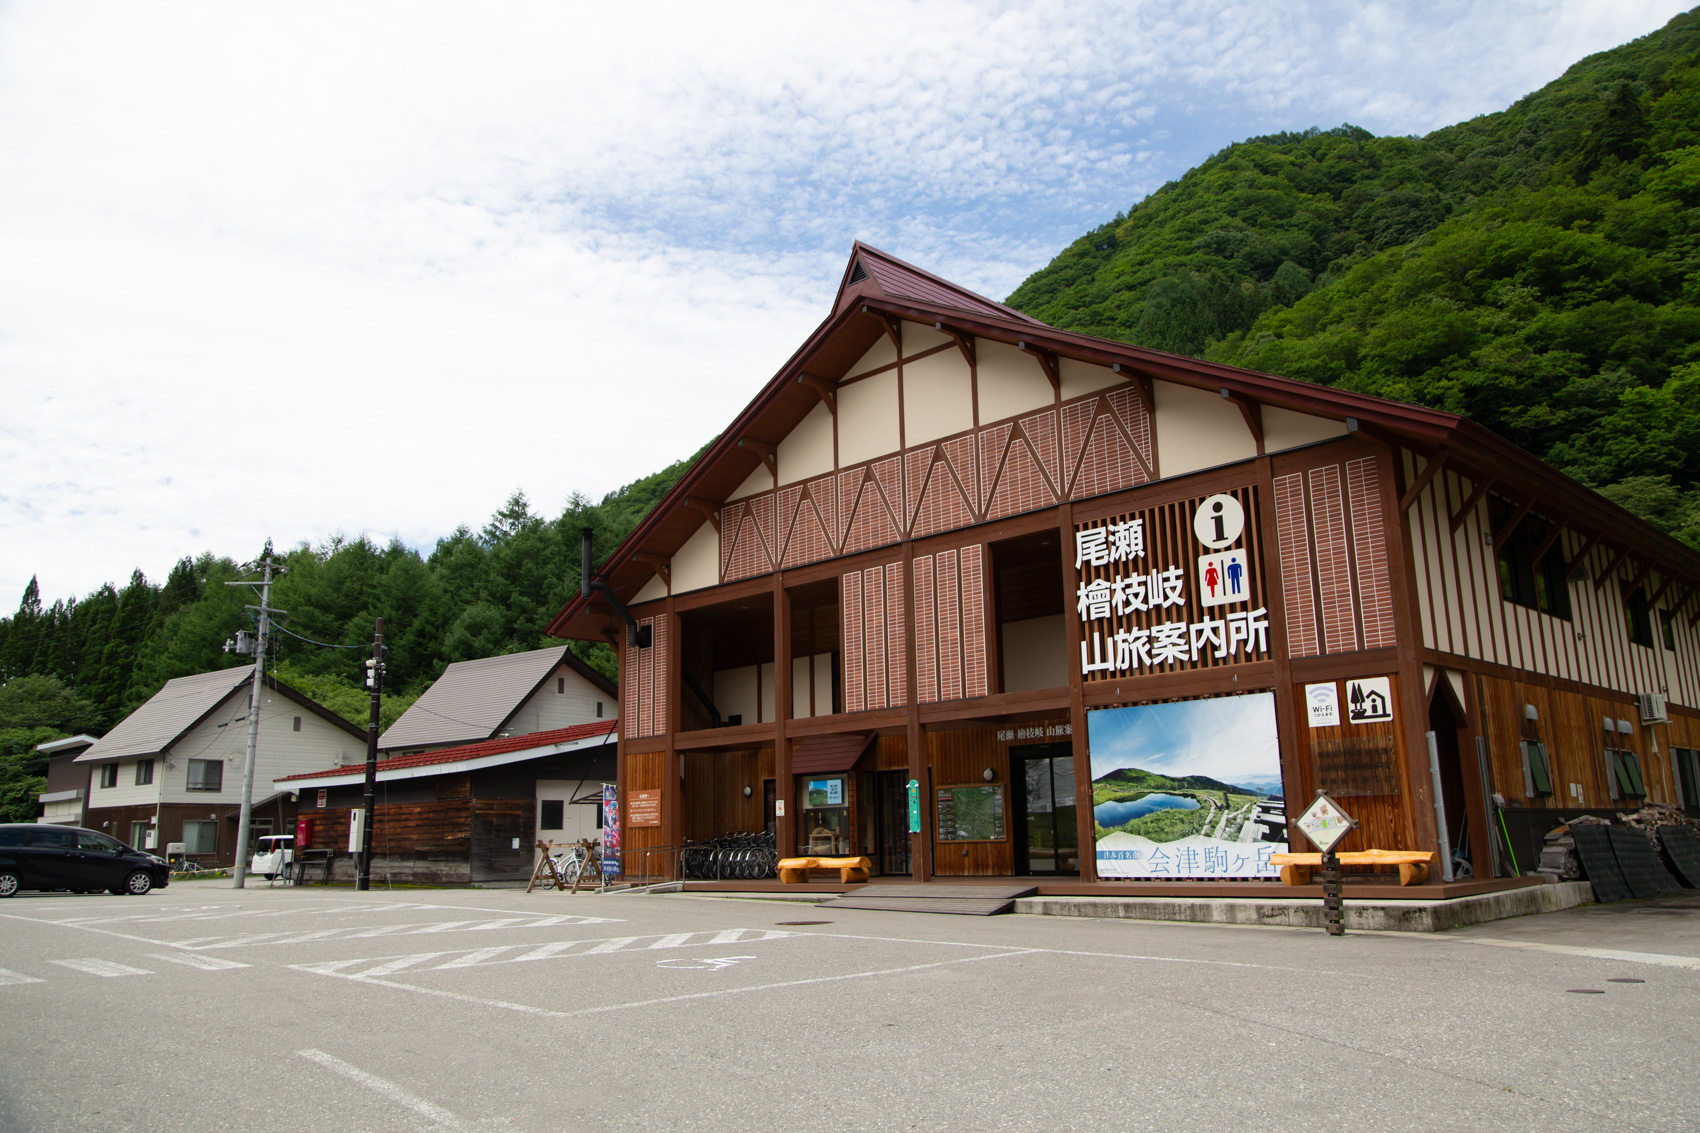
[0,1,1690,604]
[1088,692,1280,788]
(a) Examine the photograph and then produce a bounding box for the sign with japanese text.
[628,789,661,827]
[1075,486,1269,681]
[1088,693,1286,879]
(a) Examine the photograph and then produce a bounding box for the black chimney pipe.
[580,526,650,648]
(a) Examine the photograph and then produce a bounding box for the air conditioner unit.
[1639,693,1668,725]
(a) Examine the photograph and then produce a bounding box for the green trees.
[0,675,103,823]
[1008,10,1700,545]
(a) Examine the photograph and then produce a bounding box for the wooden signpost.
[1294,793,1357,936]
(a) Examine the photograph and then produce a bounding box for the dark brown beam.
[1220,388,1264,455]
[1566,529,1605,581]
[684,497,722,534]
[1398,450,1449,512]
[1647,573,1680,610]
[738,438,778,480]
[1530,516,1567,563]
[1110,363,1155,414]
[861,305,902,353]
[1622,559,1654,597]
[1450,476,1496,533]
[1593,543,1633,591]
[1017,340,1059,390]
[632,552,671,589]
[933,321,976,369]
[1491,497,1535,551]
[797,374,837,416]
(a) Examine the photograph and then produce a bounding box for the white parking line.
[296,1049,466,1129]
[148,952,252,971]
[0,968,44,986]
[50,959,152,978]
[290,928,799,979]
[175,914,621,950]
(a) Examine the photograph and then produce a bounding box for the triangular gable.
[832,241,1047,324]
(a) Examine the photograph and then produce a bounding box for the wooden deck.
[681,875,1547,902]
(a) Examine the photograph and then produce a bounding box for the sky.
[1087,692,1280,788]
[1,1,1691,608]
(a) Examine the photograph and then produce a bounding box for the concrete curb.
[1013,881,1594,931]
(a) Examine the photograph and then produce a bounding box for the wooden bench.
[1270,849,1439,887]
[778,856,873,884]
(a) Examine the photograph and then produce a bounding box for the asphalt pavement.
[0,881,1696,1132]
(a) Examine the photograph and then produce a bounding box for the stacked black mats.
[1656,825,1700,888]
[1607,825,1684,898]
[1570,824,1633,904]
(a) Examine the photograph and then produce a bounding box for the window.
[187,759,223,792]
[181,820,218,854]
[596,701,603,718]
[99,764,118,789]
[134,759,154,786]
[1493,503,1571,619]
[78,830,123,853]
[557,677,565,694]
[540,800,564,830]
[0,828,26,847]
[31,828,76,849]
[1521,741,1553,798]
[1611,749,1647,798]
[293,716,302,732]
[130,821,152,850]
[1661,610,1677,652]
[1625,586,1654,647]
[1672,749,1700,809]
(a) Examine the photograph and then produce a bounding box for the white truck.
[249,834,295,880]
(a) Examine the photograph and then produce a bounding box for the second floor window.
[187,759,223,792]
[134,759,154,786]
[1625,586,1654,647]
[99,764,118,788]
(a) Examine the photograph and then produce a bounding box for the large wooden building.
[547,244,1700,888]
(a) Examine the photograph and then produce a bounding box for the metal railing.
[630,844,679,886]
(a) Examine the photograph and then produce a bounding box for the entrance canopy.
[791,733,876,776]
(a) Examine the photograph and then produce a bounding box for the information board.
[628,789,661,827]
[935,785,1005,842]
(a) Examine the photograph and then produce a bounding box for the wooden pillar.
[1255,454,1303,823]
[773,570,794,858]
[904,540,931,881]
[1058,500,1096,882]
[1384,444,1439,851]
[662,592,681,878]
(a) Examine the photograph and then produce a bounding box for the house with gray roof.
[377,646,616,756]
[75,666,366,865]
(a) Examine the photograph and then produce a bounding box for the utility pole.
[357,618,384,891]
[226,553,282,889]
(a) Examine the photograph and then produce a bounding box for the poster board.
[936,785,1005,842]
[628,790,661,827]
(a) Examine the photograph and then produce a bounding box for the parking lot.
[1,884,1697,1132]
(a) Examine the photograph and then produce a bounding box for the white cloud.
[0,0,1687,604]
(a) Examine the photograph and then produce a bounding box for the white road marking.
[1442,936,1700,971]
[148,952,251,971]
[50,959,152,978]
[297,1049,466,1129]
[655,955,755,970]
[289,928,798,979]
[170,914,622,951]
[0,968,44,985]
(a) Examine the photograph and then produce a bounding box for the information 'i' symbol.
[1210,500,1227,544]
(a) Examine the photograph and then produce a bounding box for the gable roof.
[72,668,365,764]
[277,719,617,788]
[377,645,616,752]
[546,243,1700,641]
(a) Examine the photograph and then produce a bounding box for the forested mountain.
[1007,8,1700,547]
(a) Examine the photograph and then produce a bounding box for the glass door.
[1012,743,1079,875]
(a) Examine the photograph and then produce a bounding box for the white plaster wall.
[1263,406,1348,452]
[790,652,836,718]
[846,337,897,378]
[672,520,720,594]
[838,369,901,464]
[633,574,668,604]
[976,339,1053,423]
[715,665,759,724]
[1058,358,1120,401]
[901,321,953,356]
[903,349,974,444]
[779,400,835,486]
[1002,615,1067,692]
[504,664,610,734]
[729,464,772,501]
[1154,381,1257,477]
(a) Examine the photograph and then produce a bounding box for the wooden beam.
[1566,529,1605,581]
[684,496,722,534]
[1491,497,1535,550]
[933,321,976,369]
[633,552,671,590]
[1220,388,1264,455]
[1622,558,1654,597]
[1449,476,1495,533]
[860,305,901,353]
[1530,516,1567,563]
[1646,572,1680,610]
[1593,543,1632,591]
[1398,450,1449,512]
[1110,363,1154,414]
[738,438,778,480]
[797,374,837,416]
[1017,340,1059,390]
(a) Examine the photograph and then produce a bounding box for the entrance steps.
[820,884,1037,916]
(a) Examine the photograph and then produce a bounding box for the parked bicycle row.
[680,831,777,880]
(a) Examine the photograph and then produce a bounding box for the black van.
[0,825,171,897]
